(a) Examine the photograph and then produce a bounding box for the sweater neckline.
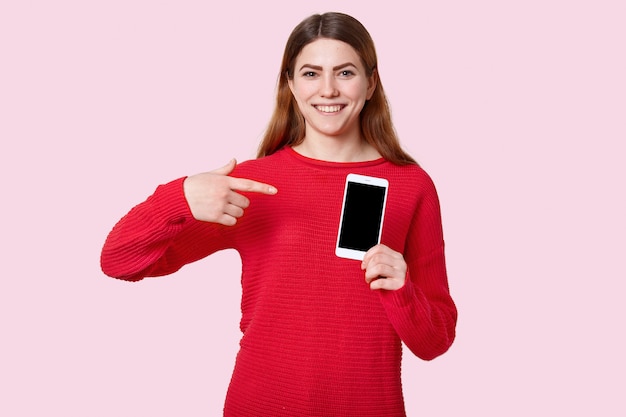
[282,146,387,169]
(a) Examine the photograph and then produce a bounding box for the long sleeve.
[379,174,457,360]
[100,177,231,281]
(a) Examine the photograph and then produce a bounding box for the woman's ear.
[366,69,378,100]
[287,75,295,96]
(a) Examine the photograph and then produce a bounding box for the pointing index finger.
[229,177,278,195]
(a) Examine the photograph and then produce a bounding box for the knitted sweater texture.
[101,147,457,416]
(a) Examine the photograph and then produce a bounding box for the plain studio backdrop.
[1,1,624,415]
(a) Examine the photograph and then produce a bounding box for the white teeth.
[315,105,342,113]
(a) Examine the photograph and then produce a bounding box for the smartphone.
[335,173,389,260]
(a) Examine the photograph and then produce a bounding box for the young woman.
[101,12,457,417]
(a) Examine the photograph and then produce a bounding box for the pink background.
[1,0,624,415]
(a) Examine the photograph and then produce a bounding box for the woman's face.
[288,38,377,143]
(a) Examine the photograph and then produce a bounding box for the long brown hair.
[257,12,416,165]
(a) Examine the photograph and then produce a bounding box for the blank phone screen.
[338,182,386,251]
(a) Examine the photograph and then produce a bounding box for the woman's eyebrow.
[298,62,357,72]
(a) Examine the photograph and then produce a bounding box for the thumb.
[211,158,237,176]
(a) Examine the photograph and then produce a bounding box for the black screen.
[338,182,386,251]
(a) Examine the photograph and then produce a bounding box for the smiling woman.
[287,38,378,162]
[258,12,417,165]
[100,11,457,417]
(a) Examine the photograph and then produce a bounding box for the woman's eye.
[303,71,316,77]
[340,70,354,76]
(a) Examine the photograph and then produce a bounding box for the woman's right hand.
[183,159,277,226]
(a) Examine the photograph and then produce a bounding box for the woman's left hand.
[361,244,407,291]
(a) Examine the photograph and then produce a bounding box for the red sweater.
[101,147,457,416]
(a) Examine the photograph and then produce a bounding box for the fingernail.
[268,186,277,194]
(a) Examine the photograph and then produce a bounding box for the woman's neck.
[292,135,381,163]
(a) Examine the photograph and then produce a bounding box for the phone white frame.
[335,173,389,261]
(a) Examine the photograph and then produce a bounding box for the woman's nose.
[320,76,339,97]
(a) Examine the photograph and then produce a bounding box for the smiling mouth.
[314,105,344,113]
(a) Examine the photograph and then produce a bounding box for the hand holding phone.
[361,244,407,291]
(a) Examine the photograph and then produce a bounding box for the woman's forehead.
[294,38,362,68]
